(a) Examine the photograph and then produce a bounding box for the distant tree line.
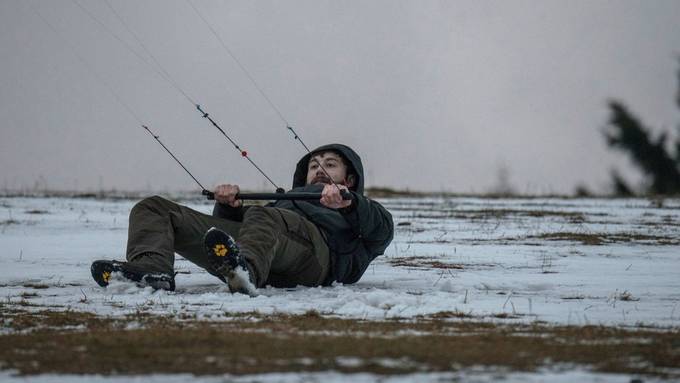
[604,60,680,196]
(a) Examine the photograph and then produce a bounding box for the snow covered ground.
[2,195,679,381]
[1,195,679,327]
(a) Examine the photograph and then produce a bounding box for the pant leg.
[126,195,242,275]
[238,206,329,288]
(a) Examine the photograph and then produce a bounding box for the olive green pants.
[125,196,330,288]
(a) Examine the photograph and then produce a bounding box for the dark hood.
[292,143,364,194]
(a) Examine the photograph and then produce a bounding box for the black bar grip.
[237,192,320,200]
[205,190,353,201]
[339,190,352,201]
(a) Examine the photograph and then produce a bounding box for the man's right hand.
[214,184,242,208]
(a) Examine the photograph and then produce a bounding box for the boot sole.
[204,227,241,273]
[91,260,126,287]
[203,227,257,296]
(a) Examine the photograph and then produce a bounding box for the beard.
[311,175,332,185]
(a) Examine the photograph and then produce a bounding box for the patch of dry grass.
[394,208,592,222]
[388,256,496,271]
[22,283,50,289]
[1,309,679,377]
[531,232,679,246]
[389,256,465,270]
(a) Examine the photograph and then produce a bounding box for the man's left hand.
[320,184,352,209]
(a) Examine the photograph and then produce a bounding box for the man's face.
[305,151,355,188]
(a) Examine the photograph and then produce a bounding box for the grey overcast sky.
[1,0,679,194]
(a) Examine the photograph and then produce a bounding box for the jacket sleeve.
[212,202,248,221]
[339,192,394,260]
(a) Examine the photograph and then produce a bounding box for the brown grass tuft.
[1,309,679,377]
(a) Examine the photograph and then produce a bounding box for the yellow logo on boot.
[102,271,111,283]
[213,244,228,257]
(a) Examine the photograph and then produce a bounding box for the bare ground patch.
[1,308,679,378]
[387,256,496,270]
[528,232,680,246]
[24,209,49,215]
[393,208,592,223]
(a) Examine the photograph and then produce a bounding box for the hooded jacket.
[213,143,394,285]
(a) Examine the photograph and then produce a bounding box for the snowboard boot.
[203,227,257,296]
[91,259,176,291]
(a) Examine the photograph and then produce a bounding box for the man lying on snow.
[91,144,394,295]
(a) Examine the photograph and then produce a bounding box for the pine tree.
[604,63,680,195]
